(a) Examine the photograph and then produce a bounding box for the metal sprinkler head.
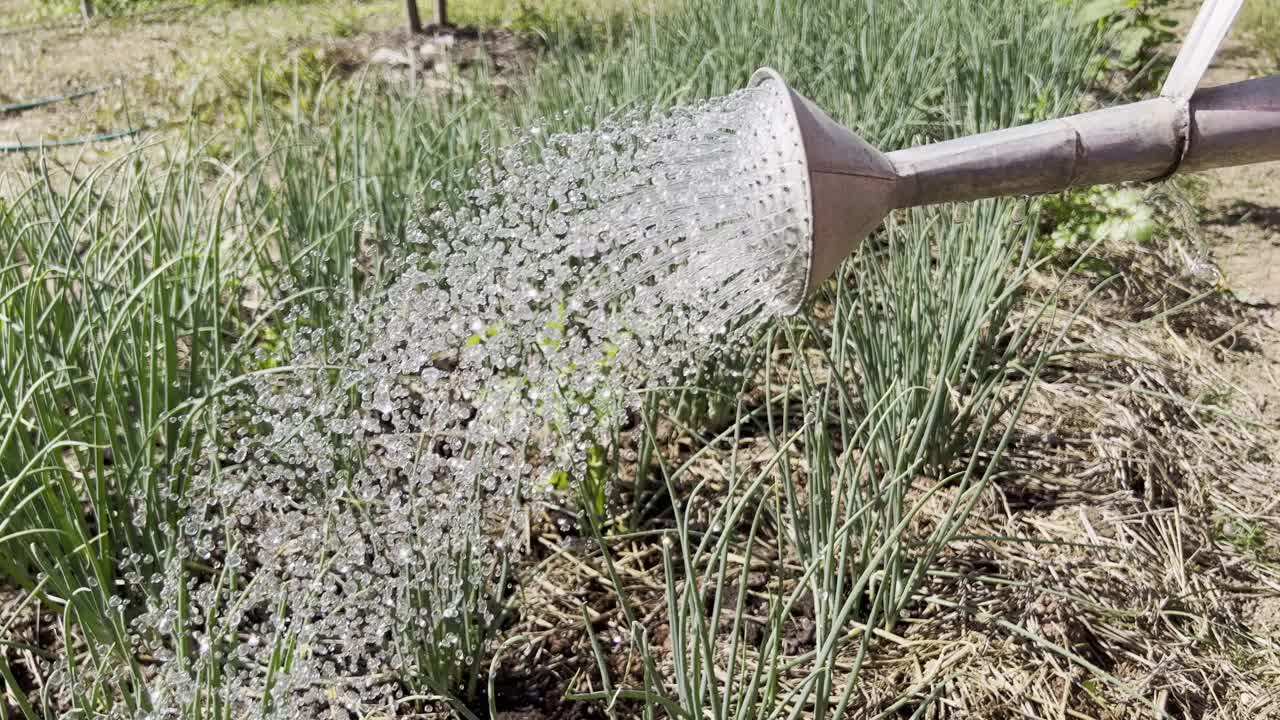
[748,67,899,302]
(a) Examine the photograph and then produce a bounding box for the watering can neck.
[884,75,1280,210]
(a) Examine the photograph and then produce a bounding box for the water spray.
[752,0,1279,310]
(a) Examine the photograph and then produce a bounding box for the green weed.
[1040,187,1159,257]
[1076,0,1178,86]
[1218,517,1269,555]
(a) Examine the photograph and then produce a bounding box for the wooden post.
[433,0,449,28]
[80,0,94,23]
[405,0,423,34]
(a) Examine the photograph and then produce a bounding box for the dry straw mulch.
[840,218,1280,717]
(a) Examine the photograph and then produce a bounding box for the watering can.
[754,0,1279,307]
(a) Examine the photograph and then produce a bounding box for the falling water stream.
[135,80,812,717]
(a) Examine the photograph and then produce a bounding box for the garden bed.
[2,0,1278,718]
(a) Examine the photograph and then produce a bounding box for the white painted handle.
[1161,0,1244,101]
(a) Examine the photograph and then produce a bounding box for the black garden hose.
[2,84,141,153]
[1,86,106,116]
[0,128,141,154]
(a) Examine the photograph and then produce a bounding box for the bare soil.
[1191,7,1280,644]
[1,1,358,162]
[1196,40,1280,427]
[0,0,536,170]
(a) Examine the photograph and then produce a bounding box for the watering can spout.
[748,68,899,296]
[752,66,1280,301]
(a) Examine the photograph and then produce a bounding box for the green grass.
[1242,0,1280,72]
[0,0,1116,716]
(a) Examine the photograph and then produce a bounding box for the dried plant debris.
[832,236,1280,718]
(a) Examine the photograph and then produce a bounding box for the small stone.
[419,36,456,64]
[369,47,412,66]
